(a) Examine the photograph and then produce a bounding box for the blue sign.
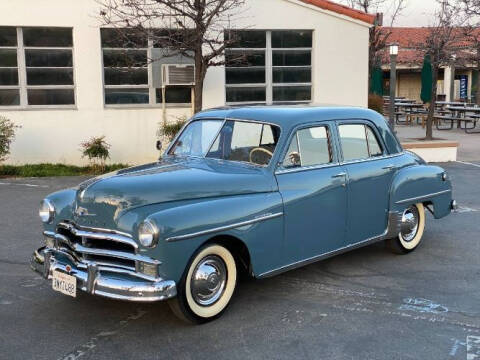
[460,75,468,99]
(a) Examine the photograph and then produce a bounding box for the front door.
[337,121,396,245]
[276,123,348,265]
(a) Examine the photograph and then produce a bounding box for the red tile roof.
[299,0,376,25]
[381,27,478,66]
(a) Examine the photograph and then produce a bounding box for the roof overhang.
[293,0,376,26]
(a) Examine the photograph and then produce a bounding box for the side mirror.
[156,140,162,151]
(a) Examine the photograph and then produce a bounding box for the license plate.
[52,270,77,298]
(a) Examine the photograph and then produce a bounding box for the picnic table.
[395,99,416,104]
[436,101,473,107]
[435,106,480,133]
[395,103,424,113]
[394,103,426,125]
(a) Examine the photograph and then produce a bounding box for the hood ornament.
[74,206,96,217]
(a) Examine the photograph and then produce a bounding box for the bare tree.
[459,26,480,104]
[460,0,480,14]
[339,0,406,86]
[458,1,480,104]
[413,0,465,140]
[98,0,246,113]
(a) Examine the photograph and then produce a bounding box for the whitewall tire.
[388,203,426,254]
[169,244,237,324]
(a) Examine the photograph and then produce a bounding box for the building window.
[225,30,312,105]
[0,27,75,108]
[101,28,193,107]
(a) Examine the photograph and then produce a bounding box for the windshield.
[168,120,223,157]
[207,120,281,166]
[168,119,281,166]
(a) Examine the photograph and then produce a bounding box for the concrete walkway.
[394,124,480,162]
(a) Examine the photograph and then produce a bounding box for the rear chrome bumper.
[451,199,458,211]
[30,246,177,302]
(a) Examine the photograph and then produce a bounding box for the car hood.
[73,157,275,226]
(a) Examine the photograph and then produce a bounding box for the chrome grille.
[44,222,160,272]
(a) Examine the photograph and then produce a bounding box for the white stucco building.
[0,0,374,165]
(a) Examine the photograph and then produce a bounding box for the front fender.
[128,192,284,283]
[43,189,77,232]
[390,165,452,219]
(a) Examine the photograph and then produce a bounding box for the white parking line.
[456,161,480,168]
[58,309,147,360]
[468,336,480,360]
[0,182,48,188]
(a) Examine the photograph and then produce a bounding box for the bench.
[434,115,479,133]
[394,111,406,124]
[465,115,480,133]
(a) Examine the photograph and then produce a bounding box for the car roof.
[194,105,403,155]
[195,105,382,128]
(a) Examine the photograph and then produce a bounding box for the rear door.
[275,122,348,264]
[336,121,396,245]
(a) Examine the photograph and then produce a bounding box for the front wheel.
[387,203,426,254]
[168,244,237,324]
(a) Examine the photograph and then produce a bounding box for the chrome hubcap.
[190,255,227,306]
[400,206,420,242]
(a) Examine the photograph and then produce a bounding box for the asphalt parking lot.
[0,161,479,360]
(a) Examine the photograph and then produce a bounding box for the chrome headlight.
[138,219,158,248]
[39,199,55,224]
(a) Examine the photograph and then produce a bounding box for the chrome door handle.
[332,172,347,178]
[382,164,395,170]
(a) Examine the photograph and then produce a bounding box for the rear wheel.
[388,203,425,254]
[168,244,237,324]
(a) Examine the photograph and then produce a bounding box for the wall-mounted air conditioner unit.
[162,64,195,86]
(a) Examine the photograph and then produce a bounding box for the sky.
[391,0,441,27]
[336,0,442,27]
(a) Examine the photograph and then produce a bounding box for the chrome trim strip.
[61,221,133,238]
[44,231,160,265]
[165,212,284,242]
[275,162,341,175]
[339,151,405,166]
[258,228,388,278]
[40,244,161,282]
[73,244,161,265]
[395,189,452,204]
[275,152,406,175]
[30,247,176,302]
[57,222,137,249]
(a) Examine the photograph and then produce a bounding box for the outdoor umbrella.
[370,65,383,96]
[420,54,433,104]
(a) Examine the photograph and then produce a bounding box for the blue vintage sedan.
[31,106,455,323]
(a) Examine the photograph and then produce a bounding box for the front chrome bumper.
[31,247,177,302]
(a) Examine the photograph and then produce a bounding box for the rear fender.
[389,165,452,219]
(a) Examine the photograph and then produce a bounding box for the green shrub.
[0,116,20,163]
[0,163,128,177]
[159,115,187,142]
[80,136,111,173]
[368,94,384,115]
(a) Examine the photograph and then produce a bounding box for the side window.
[282,126,332,168]
[365,126,383,157]
[339,124,383,161]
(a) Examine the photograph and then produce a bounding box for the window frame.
[101,34,193,109]
[166,117,282,167]
[277,122,337,173]
[0,27,76,110]
[337,121,387,163]
[225,30,313,106]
